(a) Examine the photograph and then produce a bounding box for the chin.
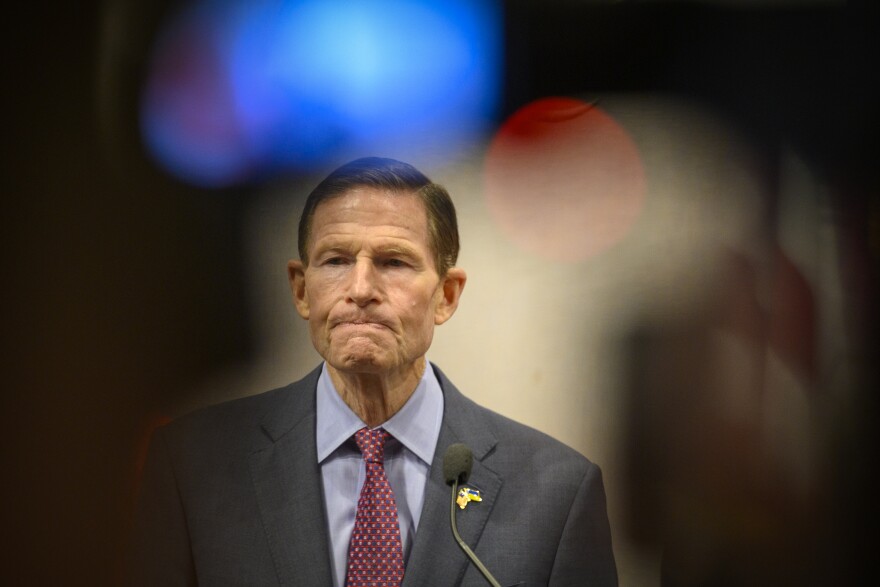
[331,349,391,374]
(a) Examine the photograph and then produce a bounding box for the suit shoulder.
[481,403,593,465]
[167,383,289,429]
[157,368,319,451]
[463,400,602,507]
[433,364,597,474]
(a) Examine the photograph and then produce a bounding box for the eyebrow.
[311,239,422,260]
[375,244,420,259]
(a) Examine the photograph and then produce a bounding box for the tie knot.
[354,427,390,464]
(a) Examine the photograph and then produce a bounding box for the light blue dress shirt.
[316,362,444,587]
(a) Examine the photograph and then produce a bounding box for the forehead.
[309,187,430,248]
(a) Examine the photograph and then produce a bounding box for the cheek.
[414,293,441,331]
[399,286,435,314]
[306,282,337,313]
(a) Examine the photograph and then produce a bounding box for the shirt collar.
[315,361,444,466]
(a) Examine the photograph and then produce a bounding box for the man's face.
[288,188,465,377]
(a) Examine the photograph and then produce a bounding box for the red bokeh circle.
[484,97,646,262]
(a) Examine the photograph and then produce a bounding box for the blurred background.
[3,0,877,585]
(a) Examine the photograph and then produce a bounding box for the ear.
[434,267,467,325]
[287,260,310,319]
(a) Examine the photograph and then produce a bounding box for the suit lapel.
[245,365,503,586]
[403,367,503,587]
[249,370,334,586]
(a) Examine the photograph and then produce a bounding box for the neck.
[328,358,427,428]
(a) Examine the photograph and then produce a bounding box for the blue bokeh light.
[141,0,502,187]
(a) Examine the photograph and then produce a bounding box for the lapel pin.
[456,486,482,510]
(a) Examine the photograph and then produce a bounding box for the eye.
[384,258,407,268]
[324,256,348,266]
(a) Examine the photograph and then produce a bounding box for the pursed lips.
[331,319,390,331]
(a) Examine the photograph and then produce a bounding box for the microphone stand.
[449,477,502,587]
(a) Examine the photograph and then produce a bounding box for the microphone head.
[443,443,473,486]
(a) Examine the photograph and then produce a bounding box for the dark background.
[3,1,877,584]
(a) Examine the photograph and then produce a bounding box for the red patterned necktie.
[345,427,405,587]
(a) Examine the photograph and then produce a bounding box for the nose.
[346,258,379,306]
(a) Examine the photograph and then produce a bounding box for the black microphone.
[442,444,501,587]
[443,443,473,485]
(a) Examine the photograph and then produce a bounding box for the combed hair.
[297,157,460,275]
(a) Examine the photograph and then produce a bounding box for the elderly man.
[130,157,617,586]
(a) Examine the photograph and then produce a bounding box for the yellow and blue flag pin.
[456,487,482,510]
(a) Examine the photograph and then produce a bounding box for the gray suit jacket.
[130,365,617,586]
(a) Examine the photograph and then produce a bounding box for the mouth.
[332,320,390,331]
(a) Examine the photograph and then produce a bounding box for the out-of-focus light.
[141,0,502,188]
[484,97,646,262]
